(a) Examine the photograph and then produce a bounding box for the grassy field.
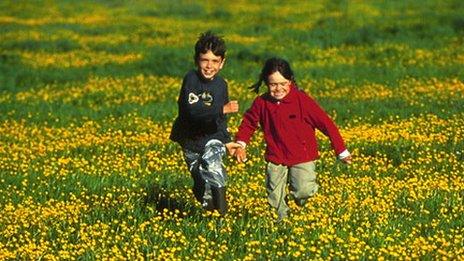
[1,0,463,259]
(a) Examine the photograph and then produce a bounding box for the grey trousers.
[183,139,227,207]
[266,161,318,219]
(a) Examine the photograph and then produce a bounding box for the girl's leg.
[288,161,318,206]
[266,162,290,220]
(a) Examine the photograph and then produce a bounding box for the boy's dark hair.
[194,31,226,62]
[250,57,295,93]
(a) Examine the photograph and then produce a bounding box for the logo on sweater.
[188,93,199,104]
[201,91,213,106]
[188,92,213,106]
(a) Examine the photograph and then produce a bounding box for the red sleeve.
[302,92,347,155]
[235,97,262,144]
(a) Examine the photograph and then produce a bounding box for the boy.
[170,31,240,215]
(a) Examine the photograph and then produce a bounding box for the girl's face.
[197,50,225,80]
[267,71,291,100]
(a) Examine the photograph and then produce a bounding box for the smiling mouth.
[272,92,287,99]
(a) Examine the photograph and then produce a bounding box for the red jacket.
[235,84,347,166]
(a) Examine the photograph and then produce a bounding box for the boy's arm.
[222,83,239,114]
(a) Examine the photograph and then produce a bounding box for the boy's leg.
[200,140,227,188]
[288,161,318,207]
[183,149,213,209]
[200,139,227,214]
[211,186,227,215]
[266,162,290,220]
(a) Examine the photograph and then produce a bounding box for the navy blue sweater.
[170,70,231,152]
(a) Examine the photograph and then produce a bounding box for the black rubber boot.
[202,198,215,211]
[211,186,227,215]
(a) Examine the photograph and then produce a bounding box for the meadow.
[0,0,463,259]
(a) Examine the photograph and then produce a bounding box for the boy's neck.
[197,69,217,82]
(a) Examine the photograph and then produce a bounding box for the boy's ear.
[219,58,226,69]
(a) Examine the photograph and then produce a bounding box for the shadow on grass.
[143,183,197,218]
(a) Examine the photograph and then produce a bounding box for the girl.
[234,57,351,220]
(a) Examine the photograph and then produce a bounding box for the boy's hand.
[225,142,242,156]
[235,147,247,163]
[223,100,239,114]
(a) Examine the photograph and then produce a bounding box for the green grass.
[0,0,463,259]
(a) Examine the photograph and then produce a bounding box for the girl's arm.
[235,98,262,145]
[303,94,347,156]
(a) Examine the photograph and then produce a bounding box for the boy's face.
[197,50,225,80]
[267,71,291,100]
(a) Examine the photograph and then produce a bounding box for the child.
[233,57,351,220]
[170,31,240,215]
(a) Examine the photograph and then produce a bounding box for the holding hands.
[234,146,247,163]
[223,99,244,162]
[225,142,247,163]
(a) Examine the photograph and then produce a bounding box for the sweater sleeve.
[303,93,347,155]
[235,97,261,144]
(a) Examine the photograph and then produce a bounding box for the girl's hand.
[340,155,352,164]
[225,142,242,156]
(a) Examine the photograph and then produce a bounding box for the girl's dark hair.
[250,57,295,93]
[194,31,226,62]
